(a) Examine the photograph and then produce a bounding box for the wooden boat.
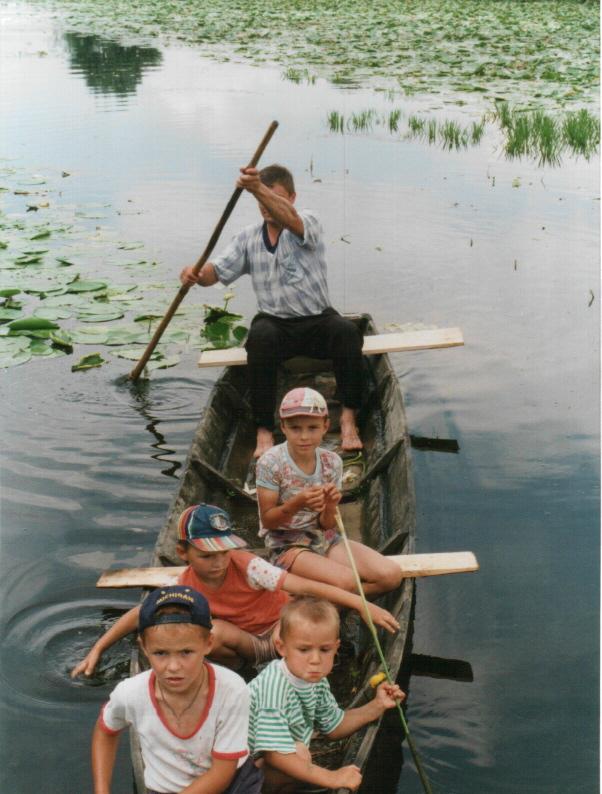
[129,313,417,793]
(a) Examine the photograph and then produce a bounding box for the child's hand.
[300,485,326,512]
[374,681,406,710]
[331,765,362,791]
[322,482,341,507]
[362,603,400,634]
[71,648,101,678]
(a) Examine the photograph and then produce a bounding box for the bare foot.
[340,407,363,451]
[253,427,275,459]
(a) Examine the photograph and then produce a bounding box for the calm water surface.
[0,5,599,793]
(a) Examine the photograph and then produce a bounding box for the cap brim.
[188,534,247,552]
[279,409,328,418]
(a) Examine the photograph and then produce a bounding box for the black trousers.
[244,308,364,430]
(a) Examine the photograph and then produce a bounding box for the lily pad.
[0,307,22,323]
[29,339,56,356]
[67,280,108,293]
[42,293,90,307]
[77,307,125,322]
[9,316,59,332]
[0,288,20,298]
[34,307,73,320]
[71,352,107,372]
[0,336,30,353]
[145,355,180,371]
[0,348,32,368]
[49,329,74,352]
[70,327,110,345]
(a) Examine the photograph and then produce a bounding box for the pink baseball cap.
[279,387,328,419]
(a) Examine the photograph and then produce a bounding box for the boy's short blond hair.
[280,595,340,640]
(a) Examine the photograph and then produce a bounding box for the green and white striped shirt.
[248,659,344,755]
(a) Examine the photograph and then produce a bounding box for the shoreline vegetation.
[34,0,598,112]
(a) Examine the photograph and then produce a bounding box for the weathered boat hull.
[131,314,416,793]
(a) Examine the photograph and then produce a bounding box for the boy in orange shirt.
[72,503,399,676]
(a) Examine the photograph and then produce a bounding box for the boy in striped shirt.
[248,596,405,792]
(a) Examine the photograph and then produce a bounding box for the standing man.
[180,164,363,458]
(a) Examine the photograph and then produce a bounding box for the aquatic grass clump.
[562,109,600,158]
[427,119,438,144]
[439,120,468,150]
[470,120,485,144]
[408,116,425,135]
[348,109,378,132]
[388,109,402,132]
[492,102,598,165]
[281,66,315,85]
[325,102,598,165]
[327,111,345,134]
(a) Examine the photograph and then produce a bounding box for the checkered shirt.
[212,210,331,318]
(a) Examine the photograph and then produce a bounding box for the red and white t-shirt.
[99,664,248,792]
[178,550,289,635]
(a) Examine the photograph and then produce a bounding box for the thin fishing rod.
[334,509,434,794]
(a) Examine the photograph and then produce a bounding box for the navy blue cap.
[139,586,212,633]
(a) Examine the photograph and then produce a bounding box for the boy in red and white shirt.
[73,504,399,677]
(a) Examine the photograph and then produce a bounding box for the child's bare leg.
[254,427,275,459]
[209,619,257,667]
[340,406,362,451]
[327,540,402,595]
[289,550,357,591]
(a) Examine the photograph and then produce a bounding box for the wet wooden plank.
[96,550,478,588]
[197,327,464,368]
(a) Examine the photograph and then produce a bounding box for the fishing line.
[342,95,348,313]
[334,509,434,794]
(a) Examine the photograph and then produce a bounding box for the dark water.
[1,5,599,793]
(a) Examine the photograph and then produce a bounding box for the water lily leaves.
[0,307,22,323]
[66,280,108,293]
[144,355,180,371]
[34,306,73,320]
[8,316,59,332]
[0,348,32,368]
[76,307,125,322]
[200,304,248,350]
[30,339,56,356]
[1,165,249,374]
[70,327,110,345]
[111,347,156,361]
[14,253,45,266]
[49,329,74,352]
[71,352,107,372]
[117,242,144,250]
[0,336,30,353]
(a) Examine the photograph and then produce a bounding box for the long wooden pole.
[129,120,279,380]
